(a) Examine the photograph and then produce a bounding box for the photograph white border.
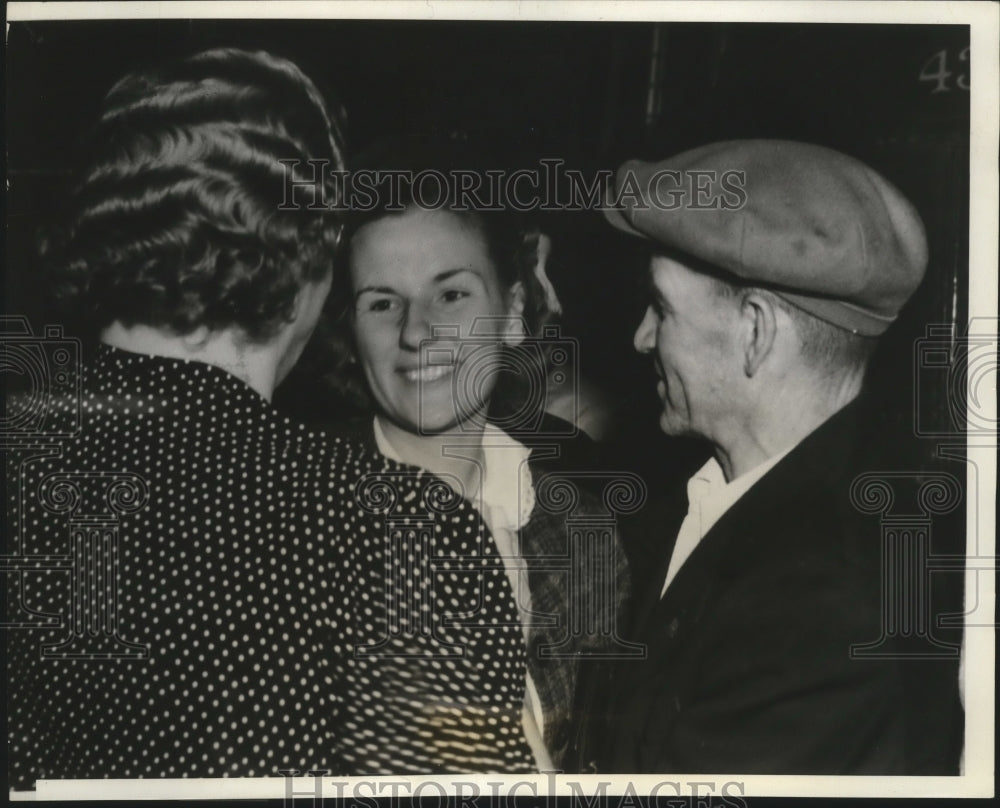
[5,0,997,801]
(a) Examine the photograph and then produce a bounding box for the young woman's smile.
[349,207,524,434]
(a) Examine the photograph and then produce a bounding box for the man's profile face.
[633,254,740,441]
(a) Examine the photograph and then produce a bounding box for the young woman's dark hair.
[340,136,548,324]
[44,48,346,341]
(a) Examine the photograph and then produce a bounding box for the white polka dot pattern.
[7,345,535,788]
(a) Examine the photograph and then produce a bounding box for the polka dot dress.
[7,345,535,789]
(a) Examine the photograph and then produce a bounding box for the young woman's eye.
[358,296,401,316]
[439,289,470,304]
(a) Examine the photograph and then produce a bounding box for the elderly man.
[584,140,963,774]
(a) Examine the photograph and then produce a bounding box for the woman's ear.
[503,281,527,347]
[180,325,212,351]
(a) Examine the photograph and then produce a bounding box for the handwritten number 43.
[920,47,970,93]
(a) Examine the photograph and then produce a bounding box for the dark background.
[5,19,971,484]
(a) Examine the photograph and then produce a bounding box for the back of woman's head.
[48,48,346,340]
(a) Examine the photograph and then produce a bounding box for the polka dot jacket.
[6,345,536,788]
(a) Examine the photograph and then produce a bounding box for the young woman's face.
[349,208,523,435]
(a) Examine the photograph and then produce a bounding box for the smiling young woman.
[349,205,523,448]
[312,135,632,770]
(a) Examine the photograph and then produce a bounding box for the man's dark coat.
[574,399,964,774]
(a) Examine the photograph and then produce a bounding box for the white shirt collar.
[660,444,794,598]
[685,446,791,534]
[372,417,535,531]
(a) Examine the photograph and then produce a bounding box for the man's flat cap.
[604,140,928,335]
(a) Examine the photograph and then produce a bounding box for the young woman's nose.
[398,301,432,350]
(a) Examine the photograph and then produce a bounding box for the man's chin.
[658,409,685,437]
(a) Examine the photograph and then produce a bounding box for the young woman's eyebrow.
[354,285,398,300]
[354,268,485,302]
[432,267,484,284]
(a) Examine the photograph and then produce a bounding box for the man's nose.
[633,306,656,354]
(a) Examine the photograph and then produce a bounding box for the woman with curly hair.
[8,52,542,786]
[46,47,345,382]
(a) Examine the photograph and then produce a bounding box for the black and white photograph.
[3,1,996,803]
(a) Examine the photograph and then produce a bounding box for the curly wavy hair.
[45,48,346,341]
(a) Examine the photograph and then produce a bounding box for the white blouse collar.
[373,417,535,531]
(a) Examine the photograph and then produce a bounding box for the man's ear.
[503,281,527,347]
[740,291,778,377]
